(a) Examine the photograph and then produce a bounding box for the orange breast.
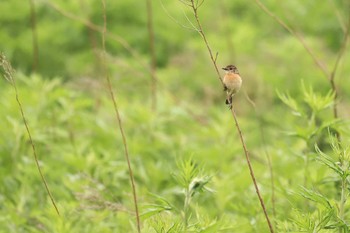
[223,73,242,94]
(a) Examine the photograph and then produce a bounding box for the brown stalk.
[28,0,39,72]
[188,2,224,87]
[187,1,274,232]
[0,53,59,216]
[230,108,274,233]
[146,0,158,111]
[99,1,141,232]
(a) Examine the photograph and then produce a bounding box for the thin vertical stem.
[146,0,158,111]
[183,188,191,232]
[339,177,347,222]
[0,54,59,216]
[100,2,141,232]
[330,8,350,122]
[79,0,102,72]
[304,153,309,188]
[28,0,39,72]
[189,2,224,87]
[231,108,274,233]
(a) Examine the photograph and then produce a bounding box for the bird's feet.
[225,98,233,110]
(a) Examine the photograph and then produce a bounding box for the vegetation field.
[1,0,350,232]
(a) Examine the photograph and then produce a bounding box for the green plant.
[142,158,222,232]
[278,81,350,232]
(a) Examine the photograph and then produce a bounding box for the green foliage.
[1,0,350,232]
[277,81,339,145]
[280,137,350,232]
[142,159,218,232]
[277,81,350,232]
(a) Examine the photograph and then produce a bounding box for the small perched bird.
[223,65,242,109]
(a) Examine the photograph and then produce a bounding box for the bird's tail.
[225,96,233,109]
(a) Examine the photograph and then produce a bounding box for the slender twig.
[179,0,192,7]
[159,0,198,31]
[0,53,59,216]
[181,7,200,33]
[254,0,329,79]
[329,0,346,33]
[188,1,224,87]
[330,10,350,120]
[99,2,140,232]
[183,187,191,231]
[231,108,274,233]
[146,0,158,111]
[186,1,274,232]
[339,175,347,224]
[28,0,39,72]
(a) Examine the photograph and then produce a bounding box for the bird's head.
[222,65,239,74]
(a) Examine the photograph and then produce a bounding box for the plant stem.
[100,1,141,232]
[146,0,158,111]
[189,1,224,87]
[340,177,347,222]
[231,108,275,233]
[0,54,59,216]
[28,0,39,72]
[187,1,274,232]
[304,152,309,188]
[330,8,350,141]
[183,188,191,232]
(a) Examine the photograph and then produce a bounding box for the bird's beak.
[222,67,228,71]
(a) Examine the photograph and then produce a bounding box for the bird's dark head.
[222,65,239,74]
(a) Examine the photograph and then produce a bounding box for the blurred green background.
[1,0,350,232]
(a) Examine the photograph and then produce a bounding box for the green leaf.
[299,186,332,209]
[276,89,303,116]
[315,144,343,176]
[301,80,335,113]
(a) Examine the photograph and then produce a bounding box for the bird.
[222,65,242,109]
